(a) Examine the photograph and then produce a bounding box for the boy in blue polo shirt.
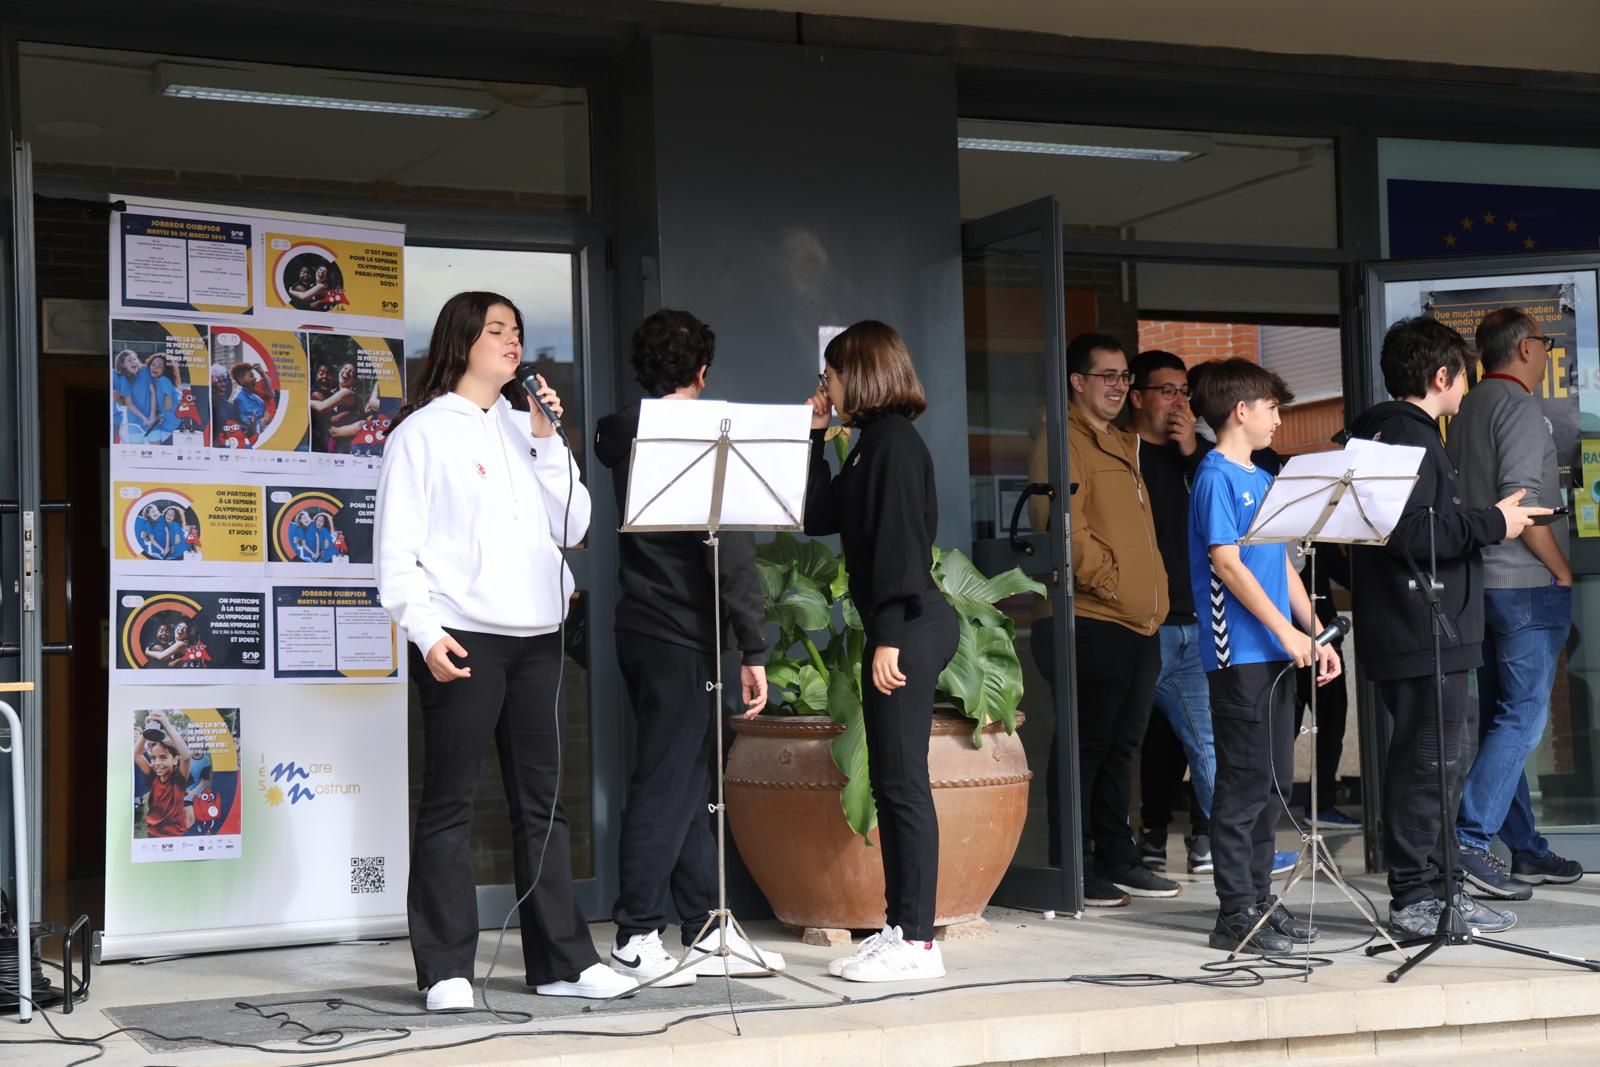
[1188,358,1341,954]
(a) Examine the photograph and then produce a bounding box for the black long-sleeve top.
[1347,400,1507,681]
[804,415,939,648]
[594,404,769,665]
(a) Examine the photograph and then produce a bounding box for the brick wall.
[1137,318,1342,455]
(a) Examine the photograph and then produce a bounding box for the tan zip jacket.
[1066,403,1168,636]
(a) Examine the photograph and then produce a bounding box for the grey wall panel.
[646,34,972,552]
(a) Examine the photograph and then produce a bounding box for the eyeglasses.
[1133,383,1190,399]
[1079,370,1133,387]
[1525,334,1556,352]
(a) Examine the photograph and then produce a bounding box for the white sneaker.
[610,930,696,988]
[424,977,474,1012]
[841,932,945,983]
[828,925,895,977]
[685,924,787,976]
[534,962,639,999]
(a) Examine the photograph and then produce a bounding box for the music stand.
[593,398,838,1005]
[1229,438,1425,963]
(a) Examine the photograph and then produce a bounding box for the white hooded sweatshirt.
[375,391,591,656]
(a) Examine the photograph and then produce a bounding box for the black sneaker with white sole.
[1186,833,1214,875]
[1510,848,1584,885]
[1138,828,1168,870]
[1104,862,1182,898]
[1083,872,1131,908]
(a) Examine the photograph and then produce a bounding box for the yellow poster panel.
[264,233,403,320]
[114,482,265,564]
[209,327,311,452]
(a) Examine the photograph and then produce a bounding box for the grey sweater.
[1445,376,1567,588]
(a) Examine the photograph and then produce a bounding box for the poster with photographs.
[131,707,244,863]
[114,585,267,683]
[105,197,408,956]
[265,484,376,577]
[113,480,265,572]
[111,319,212,468]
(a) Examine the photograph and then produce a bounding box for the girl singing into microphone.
[376,291,634,1012]
[804,321,958,983]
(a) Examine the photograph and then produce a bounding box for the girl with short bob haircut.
[805,320,957,983]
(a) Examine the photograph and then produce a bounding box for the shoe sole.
[1113,883,1183,898]
[1467,917,1518,934]
[1084,895,1131,908]
[841,966,946,982]
[1207,932,1290,955]
[1511,870,1582,885]
[1463,870,1534,900]
[1188,864,1215,875]
[689,956,786,977]
[535,984,638,999]
[609,959,697,988]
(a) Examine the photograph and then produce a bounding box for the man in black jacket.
[1349,316,1546,939]
[594,309,781,985]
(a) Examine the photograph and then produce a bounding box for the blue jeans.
[1456,584,1572,856]
[1153,624,1217,821]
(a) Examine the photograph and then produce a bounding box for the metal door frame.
[961,196,1082,913]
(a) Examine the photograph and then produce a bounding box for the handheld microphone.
[1314,615,1350,647]
[516,365,564,434]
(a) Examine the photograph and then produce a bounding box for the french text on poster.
[262,225,404,329]
[114,208,252,317]
[131,706,244,864]
[266,484,376,578]
[115,584,267,684]
[111,319,212,469]
[114,480,264,573]
[273,585,400,681]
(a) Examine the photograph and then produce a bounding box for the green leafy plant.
[756,527,1045,840]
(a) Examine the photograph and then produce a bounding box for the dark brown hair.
[1189,357,1294,429]
[392,291,527,431]
[823,320,927,423]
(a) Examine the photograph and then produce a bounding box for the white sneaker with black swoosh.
[610,930,696,988]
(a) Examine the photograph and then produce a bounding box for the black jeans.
[408,629,598,989]
[1209,660,1294,914]
[863,598,959,941]
[1074,617,1161,873]
[611,633,717,948]
[1378,671,1473,909]
[1295,643,1349,810]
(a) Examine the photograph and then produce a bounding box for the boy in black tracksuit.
[1348,316,1545,939]
[594,310,781,984]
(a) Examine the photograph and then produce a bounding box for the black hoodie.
[594,405,769,665]
[1347,400,1507,681]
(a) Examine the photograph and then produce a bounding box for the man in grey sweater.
[1447,307,1584,899]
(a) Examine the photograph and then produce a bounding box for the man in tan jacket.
[1047,332,1178,906]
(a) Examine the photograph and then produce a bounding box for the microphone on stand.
[1313,615,1350,647]
[516,365,564,435]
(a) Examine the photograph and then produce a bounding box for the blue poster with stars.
[1388,179,1600,258]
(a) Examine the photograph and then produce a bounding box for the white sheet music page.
[1243,438,1425,545]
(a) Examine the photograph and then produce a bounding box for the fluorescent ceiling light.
[957,137,1197,162]
[162,84,487,119]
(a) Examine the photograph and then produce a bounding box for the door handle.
[1008,483,1055,555]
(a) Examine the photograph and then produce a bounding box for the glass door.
[961,198,1081,912]
[1365,252,1600,869]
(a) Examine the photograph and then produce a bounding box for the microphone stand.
[1365,507,1600,980]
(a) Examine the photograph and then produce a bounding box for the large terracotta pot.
[725,709,1031,930]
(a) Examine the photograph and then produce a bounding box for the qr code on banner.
[350,856,385,894]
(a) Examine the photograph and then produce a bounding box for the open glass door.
[961,198,1081,912]
[1365,251,1600,869]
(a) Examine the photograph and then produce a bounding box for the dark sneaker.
[1458,844,1533,900]
[1139,828,1168,870]
[1210,905,1293,955]
[1450,889,1516,934]
[1271,850,1300,877]
[1186,833,1214,875]
[1307,807,1361,830]
[1257,895,1317,943]
[1387,898,1443,939]
[1105,863,1183,899]
[1083,872,1131,908]
[1510,848,1584,886]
